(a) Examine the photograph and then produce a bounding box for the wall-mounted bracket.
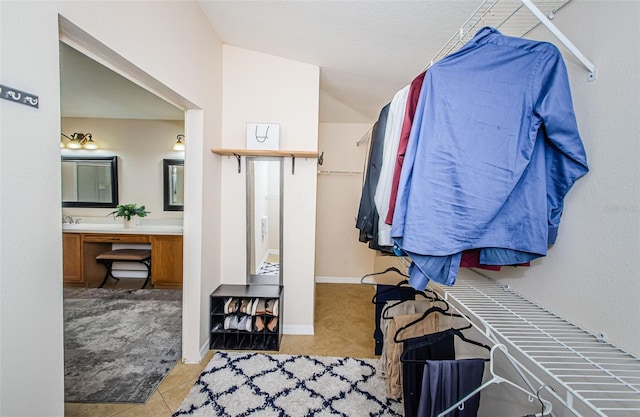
[233,153,242,173]
[520,0,597,81]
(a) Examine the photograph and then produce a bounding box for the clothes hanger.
[393,303,469,344]
[398,323,491,359]
[435,344,554,417]
[361,266,408,286]
[380,287,444,319]
[536,384,556,416]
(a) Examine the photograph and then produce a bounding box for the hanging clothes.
[385,70,426,226]
[356,104,390,249]
[417,359,485,417]
[371,282,416,355]
[375,84,410,247]
[402,331,457,417]
[391,27,589,289]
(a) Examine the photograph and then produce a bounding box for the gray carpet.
[64,288,182,403]
[173,352,403,416]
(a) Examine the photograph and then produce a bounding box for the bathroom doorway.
[58,15,204,369]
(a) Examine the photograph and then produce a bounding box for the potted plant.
[108,203,150,228]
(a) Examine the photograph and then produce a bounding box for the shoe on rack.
[245,299,255,315]
[267,317,278,332]
[224,297,233,314]
[238,315,249,331]
[225,298,239,314]
[254,299,266,315]
[224,316,231,330]
[245,315,253,332]
[255,316,265,331]
[239,298,251,314]
[266,299,279,316]
[228,314,239,330]
[250,298,260,316]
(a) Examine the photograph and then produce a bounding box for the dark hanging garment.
[401,330,456,417]
[417,359,485,417]
[356,103,390,243]
[372,283,417,355]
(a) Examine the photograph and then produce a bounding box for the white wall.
[485,0,640,358]
[61,117,185,221]
[0,1,223,414]
[0,3,65,416]
[219,45,319,334]
[315,123,375,281]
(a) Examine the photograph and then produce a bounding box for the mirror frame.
[61,155,119,208]
[163,159,184,211]
[246,156,284,286]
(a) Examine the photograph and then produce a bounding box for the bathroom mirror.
[61,156,118,208]
[163,159,184,211]
[246,156,283,285]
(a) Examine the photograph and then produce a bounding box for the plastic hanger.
[398,323,491,357]
[380,287,444,319]
[360,266,408,286]
[436,344,553,417]
[393,304,469,344]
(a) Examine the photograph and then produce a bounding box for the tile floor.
[64,282,376,417]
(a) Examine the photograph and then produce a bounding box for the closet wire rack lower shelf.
[432,270,640,417]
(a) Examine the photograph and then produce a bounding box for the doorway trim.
[59,15,205,363]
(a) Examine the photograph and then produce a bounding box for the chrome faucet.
[63,215,74,224]
[74,218,82,224]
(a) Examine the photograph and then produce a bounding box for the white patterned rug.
[256,262,280,275]
[173,352,403,416]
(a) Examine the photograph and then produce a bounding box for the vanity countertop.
[62,223,183,235]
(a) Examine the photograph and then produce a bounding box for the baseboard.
[182,338,210,364]
[315,276,362,284]
[283,324,314,335]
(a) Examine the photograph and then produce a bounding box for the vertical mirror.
[247,157,283,285]
[163,159,184,211]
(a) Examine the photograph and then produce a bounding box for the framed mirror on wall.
[163,159,184,211]
[246,156,283,285]
[61,156,118,208]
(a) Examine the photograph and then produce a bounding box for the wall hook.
[317,151,324,166]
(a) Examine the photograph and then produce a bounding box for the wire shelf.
[429,0,570,65]
[435,270,640,417]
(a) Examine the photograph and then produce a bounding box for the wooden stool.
[96,249,151,289]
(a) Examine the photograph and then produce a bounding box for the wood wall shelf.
[211,148,320,174]
[211,148,318,158]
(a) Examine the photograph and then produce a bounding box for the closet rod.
[520,0,596,81]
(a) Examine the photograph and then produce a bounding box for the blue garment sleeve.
[533,46,589,244]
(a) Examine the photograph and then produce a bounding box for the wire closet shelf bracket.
[429,0,596,81]
[430,270,640,417]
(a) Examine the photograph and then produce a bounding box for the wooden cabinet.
[62,232,183,289]
[62,233,83,285]
[150,235,183,289]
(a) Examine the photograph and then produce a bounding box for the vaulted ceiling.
[60,1,571,123]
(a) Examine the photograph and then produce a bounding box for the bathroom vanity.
[62,224,183,289]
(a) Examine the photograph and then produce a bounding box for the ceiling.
[60,0,570,123]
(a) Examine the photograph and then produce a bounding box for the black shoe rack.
[209,284,283,351]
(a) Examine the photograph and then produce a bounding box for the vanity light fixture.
[61,132,98,150]
[173,134,185,151]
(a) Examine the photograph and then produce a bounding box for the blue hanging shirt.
[391,27,589,289]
